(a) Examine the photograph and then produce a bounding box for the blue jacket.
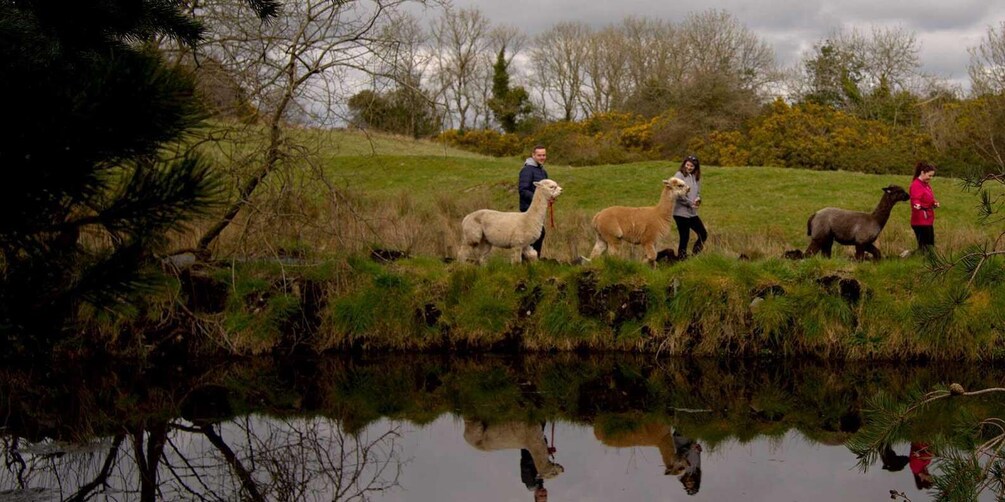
[518,158,549,211]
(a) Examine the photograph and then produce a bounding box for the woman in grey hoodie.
[672,155,707,259]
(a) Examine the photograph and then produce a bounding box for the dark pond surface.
[0,354,1001,501]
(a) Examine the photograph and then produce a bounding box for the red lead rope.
[548,421,556,455]
[548,200,555,229]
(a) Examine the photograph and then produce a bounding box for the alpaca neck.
[526,438,554,472]
[871,195,897,226]
[656,433,677,468]
[656,188,675,219]
[525,189,550,223]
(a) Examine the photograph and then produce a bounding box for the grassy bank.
[145,128,1005,360]
[157,249,1005,360]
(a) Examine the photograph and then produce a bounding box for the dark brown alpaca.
[805,185,910,260]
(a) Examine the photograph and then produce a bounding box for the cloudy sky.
[431,0,1005,89]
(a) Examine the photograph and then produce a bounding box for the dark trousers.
[912,225,935,251]
[673,215,707,258]
[531,229,545,256]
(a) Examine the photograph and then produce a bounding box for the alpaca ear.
[533,181,541,187]
[662,179,671,186]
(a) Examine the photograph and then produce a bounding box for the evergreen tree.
[488,47,533,133]
[0,0,276,352]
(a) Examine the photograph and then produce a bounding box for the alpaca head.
[663,177,689,196]
[882,184,909,202]
[539,461,565,479]
[534,179,564,201]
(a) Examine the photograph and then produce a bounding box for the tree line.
[342,6,1005,177]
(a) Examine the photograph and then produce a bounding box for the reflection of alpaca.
[880,445,910,472]
[594,422,702,494]
[594,422,684,474]
[463,419,564,479]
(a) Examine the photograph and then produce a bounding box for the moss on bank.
[164,251,1005,360]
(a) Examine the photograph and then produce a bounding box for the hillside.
[301,140,992,261]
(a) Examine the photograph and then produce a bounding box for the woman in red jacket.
[910,161,940,253]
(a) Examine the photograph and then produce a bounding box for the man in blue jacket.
[518,145,549,256]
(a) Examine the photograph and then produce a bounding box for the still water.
[0,354,1000,501]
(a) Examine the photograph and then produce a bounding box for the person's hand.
[913,204,921,210]
[934,201,940,208]
[694,444,702,453]
[694,198,701,207]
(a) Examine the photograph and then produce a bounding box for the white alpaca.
[463,419,565,479]
[458,179,563,264]
[589,178,690,263]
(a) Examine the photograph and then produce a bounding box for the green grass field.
[297,132,993,261]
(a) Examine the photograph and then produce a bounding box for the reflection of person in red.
[533,485,548,502]
[909,442,934,489]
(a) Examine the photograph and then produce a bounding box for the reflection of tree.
[1,417,403,501]
[199,416,404,501]
[66,433,125,502]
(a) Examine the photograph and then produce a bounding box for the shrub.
[436,129,523,157]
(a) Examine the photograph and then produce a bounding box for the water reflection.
[0,354,1001,500]
[463,419,563,499]
[594,420,702,494]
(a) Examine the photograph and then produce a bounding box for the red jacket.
[910,178,937,226]
[909,442,932,474]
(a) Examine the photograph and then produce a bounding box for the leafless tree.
[581,26,629,116]
[970,21,1005,96]
[681,10,778,94]
[617,17,668,94]
[1,417,404,501]
[965,22,1005,171]
[161,0,430,256]
[431,7,491,130]
[374,12,434,93]
[531,21,590,121]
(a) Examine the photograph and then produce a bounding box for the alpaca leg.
[607,240,622,257]
[805,240,820,257]
[821,237,834,258]
[863,243,882,261]
[521,245,539,263]
[590,238,608,259]
[854,245,866,261]
[643,242,658,264]
[475,242,492,264]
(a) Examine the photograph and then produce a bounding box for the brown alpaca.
[805,184,910,260]
[594,422,689,475]
[589,178,690,263]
